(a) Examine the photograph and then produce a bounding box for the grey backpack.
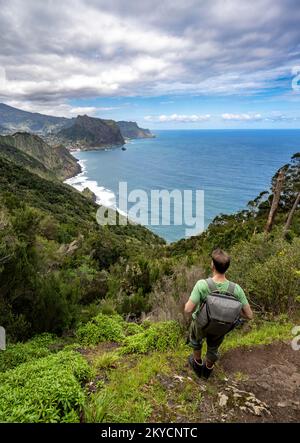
[195,278,243,336]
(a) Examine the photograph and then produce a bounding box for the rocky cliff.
[117,121,154,139]
[57,115,125,149]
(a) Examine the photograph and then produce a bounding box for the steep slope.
[0,155,163,244]
[0,141,55,180]
[0,153,165,339]
[0,132,80,180]
[57,115,124,149]
[0,103,69,134]
[117,121,154,139]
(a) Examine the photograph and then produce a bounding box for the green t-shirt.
[190,279,249,320]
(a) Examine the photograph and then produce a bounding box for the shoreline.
[64,150,152,236]
[64,157,117,209]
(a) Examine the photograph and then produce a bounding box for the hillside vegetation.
[0,132,80,180]
[0,135,299,423]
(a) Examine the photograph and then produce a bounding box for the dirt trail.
[218,342,300,422]
[149,341,299,423]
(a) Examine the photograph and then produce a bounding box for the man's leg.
[203,334,225,378]
[188,320,204,376]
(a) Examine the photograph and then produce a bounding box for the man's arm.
[241,303,254,320]
[184,299,196,314]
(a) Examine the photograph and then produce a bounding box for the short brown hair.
[211,248,230,274]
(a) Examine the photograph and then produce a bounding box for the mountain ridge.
[0,103,154,143]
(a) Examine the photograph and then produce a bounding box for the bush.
[0,350,92,422]
[229,233,300,314]
[0,333,57,372]
[121,320,183,354]
[76,314,125,346]
[124,322,144,336]
[147,264,204,325]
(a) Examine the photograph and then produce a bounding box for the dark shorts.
[189,319,225,363]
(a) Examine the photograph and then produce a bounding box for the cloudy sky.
[1,0,300,128]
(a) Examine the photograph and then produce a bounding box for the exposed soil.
[149,341,300,423]
[219,341,300,422]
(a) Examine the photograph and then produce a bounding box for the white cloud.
[0,0,300,113]
[144,114,211,122]
[2,99,118,118]
[222,113,263,121]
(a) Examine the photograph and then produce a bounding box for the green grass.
[222,320,293,352]
[83,353,171,423]
[0,333,58,372]
[0,349,92,423]
[93,352,119,370]
[0,318,294,423]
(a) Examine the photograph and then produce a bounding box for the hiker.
[184,248,253,379]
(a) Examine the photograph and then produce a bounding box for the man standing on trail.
[184,248,253,379]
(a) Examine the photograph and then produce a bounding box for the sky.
[0,0,300,129]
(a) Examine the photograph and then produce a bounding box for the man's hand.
[184,299,196,314]
[241,303,254,320]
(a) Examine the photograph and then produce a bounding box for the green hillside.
[0,132,80,180]
[0,139,299,423]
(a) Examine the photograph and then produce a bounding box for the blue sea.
[65,130,300,243]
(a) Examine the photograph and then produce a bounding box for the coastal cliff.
[56,115,125,149]
[0,132,80,180]
[117,121,154,139]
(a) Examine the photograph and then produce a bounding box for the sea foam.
[64,159,116,208]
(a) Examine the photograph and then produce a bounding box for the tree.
[283,192,300,235]
[265,168,285,233]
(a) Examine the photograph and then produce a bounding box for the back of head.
[212,248,230,274]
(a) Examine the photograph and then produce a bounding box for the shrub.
[76,314,125,346]
[121,320,183,354]
[0,350,92,423]
[120,291,151,316]
[229,234,300,313]
[0,333,57,372]
[124,322,144,336]
[146,264,204,325]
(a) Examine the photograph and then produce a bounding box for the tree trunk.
[283,191,300,235]
[265,168,285,233]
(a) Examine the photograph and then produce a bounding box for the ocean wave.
[64,159,116,208]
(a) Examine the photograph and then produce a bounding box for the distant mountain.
[117,121,154,139]
[0,132,80,180]
[0,103,154,146]
[0,103,69,134]
[57,115,125,149]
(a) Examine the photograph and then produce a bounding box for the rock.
[218,393,229,407]
[277,402,288,408]
[173,375,184,383]
[82,187,97,203]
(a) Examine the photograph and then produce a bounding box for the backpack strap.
[227,281,236,296]
[206,278,236,296]
[206,277,218,292]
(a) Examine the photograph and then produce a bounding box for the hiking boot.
[188,355,203,378]
[202,362,214,379]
